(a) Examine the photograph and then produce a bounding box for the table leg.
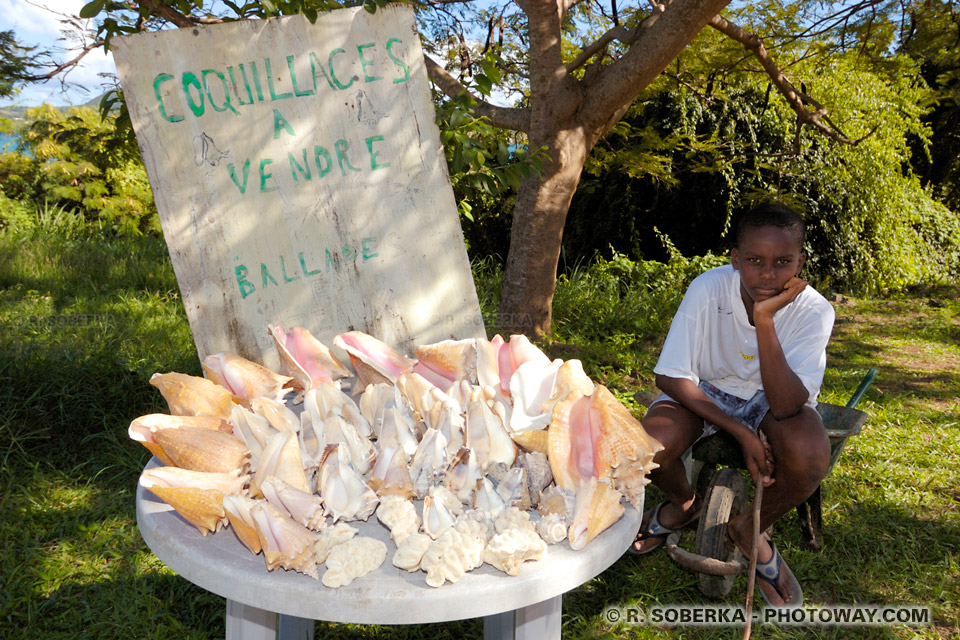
[225,601,315,640]
[225,599,277,640]
[483,595,562,640]
[278,614,315,640]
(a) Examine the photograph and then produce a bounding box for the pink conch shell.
[128,413,232,466]
[251,501,321,578]
[567,477,624,550]
[268,324,350,394]
[201,351,292,405]
[413,338,478,388]
[548,385,662,509]
[333,331,416,386]
[149,372,235,419]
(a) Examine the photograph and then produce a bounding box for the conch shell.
[139,466,247,535]
[508,358,563,434]
[422,494,456,539]
[465,386,517,471]
[251,501,320,578]
[333,331,416,387]
[260,475,326,531]
[567,477,624,550]
[536,513,568,545]
[251,431,310,498]
[201,351,292,405]
[317,443,379,522]
[413,338,478,388]
[223,494,263,554]
[128,413,232,466]
[152,426,250,474]
[548,384,663,502]
[149,372,235,419]
[368,445,415,499]
[269,323,350,394]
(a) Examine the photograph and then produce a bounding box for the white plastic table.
[136,460,642,640]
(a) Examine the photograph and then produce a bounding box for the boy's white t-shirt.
[653,264,835,406]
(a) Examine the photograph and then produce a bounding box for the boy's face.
[731,225,806,309]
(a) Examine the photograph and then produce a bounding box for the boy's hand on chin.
[754,277,808,321]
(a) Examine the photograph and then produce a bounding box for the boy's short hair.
[735,203,806,248]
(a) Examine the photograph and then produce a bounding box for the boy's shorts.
[649,380,770,438]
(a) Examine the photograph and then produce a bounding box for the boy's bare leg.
[632,401,706,552]
[728,406,830,605]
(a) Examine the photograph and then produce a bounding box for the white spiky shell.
[375,495,421,544]
[321,536,387,588]
[483,527,547,576]
[392,532,433,572]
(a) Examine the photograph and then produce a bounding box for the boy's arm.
[655,374,774,486]
[753,277,812,419]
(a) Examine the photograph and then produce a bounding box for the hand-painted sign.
[112,6,484,369]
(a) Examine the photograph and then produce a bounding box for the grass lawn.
[0,228,957,639]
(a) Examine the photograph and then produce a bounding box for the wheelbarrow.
[664,368,877,598]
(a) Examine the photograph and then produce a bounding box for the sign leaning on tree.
[112,5,484,370]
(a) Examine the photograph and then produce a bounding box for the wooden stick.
[742,475,764,640]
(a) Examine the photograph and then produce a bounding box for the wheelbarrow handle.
[664,532,743,576]
[845,367,878,409]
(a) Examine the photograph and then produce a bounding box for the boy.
[631,203,834,608]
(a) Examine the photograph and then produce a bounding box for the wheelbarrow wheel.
[695,468,747,598]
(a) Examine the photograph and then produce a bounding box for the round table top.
[136,459,643,624]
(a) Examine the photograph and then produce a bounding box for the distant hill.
[0,93,112,123]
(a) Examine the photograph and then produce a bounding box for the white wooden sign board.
[112,6,484,370]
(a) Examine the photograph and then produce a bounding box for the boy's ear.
[796,252,806,275]
[731,248,740,271]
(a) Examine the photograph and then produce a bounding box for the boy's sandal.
[753,541,804,608]
[628,500,700,555]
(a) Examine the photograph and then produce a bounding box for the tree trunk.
[489,0,734,337]
[497,128,588,336]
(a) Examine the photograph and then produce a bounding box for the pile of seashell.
[130,326,664,589]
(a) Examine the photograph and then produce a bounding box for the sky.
[1,0,117,107]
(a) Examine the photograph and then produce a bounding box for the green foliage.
[0,30,41,99]
[0,105,159,236]
[566,36,960,293]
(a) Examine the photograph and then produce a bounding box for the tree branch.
[566,25,630,72]
[137,0,201,28]
[26,38,104,82]
[424,55,530,131]
[708,14,875,148]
